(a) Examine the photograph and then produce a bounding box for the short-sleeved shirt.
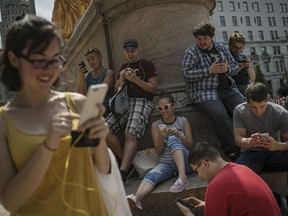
[181,41,241,104]
[205,162,281,216]
[233,102,288,151]
[118,58,157,101]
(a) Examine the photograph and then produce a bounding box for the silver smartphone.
[78,83,108,127]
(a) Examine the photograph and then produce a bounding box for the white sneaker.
[126,194,143,210]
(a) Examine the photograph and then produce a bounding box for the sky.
[34,0,54,21]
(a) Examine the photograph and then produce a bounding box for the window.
[283,17,287,26]
[261,47,267,54]
[243,2,248,11]
[220,16,226,26]
[273,46,281,55]
[268,17,276,26]
[222,31,228,41]
[276,61,280,72]
[270,31,274,40]
[245,16,251,26]
[265,3,274,12]
[254,2,259,12]
[259,31,264,40]
[285,30,288,39]
[250,47,256,55]
[280,3,288,12]
[264,61,270,72]
[232,16,238,26]
[248,31,253,41]
[255,16,262,26]
[229,1,235,11]
[217,1,223,11]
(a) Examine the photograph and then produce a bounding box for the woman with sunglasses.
[0,15,131,216]
[127,93,193,210]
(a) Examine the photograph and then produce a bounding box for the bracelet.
[43,139,58,152]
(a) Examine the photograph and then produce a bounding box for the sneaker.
[126,194,143,210]
[169,178,189,193]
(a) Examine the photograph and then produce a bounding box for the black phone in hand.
[175,197,200,215]
[71,130,99,147]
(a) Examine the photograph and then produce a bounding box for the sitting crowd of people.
[1,14,288,216]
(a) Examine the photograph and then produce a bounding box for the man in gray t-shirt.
[233,82,288,174]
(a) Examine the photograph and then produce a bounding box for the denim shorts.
[143,146,191,187]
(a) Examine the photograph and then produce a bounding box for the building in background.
[0,0,36,103]
[211,0,288,97]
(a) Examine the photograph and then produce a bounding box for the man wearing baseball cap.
[106,38,158,185]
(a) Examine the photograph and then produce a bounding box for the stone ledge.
[125,172,207,216]
[260,171,288,197]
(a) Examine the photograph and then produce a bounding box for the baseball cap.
[123,38,138,50]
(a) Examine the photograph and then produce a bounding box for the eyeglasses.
[231,45,244,50]
[84,47,101,56]
[193,159,208,173]
[17,53,66,69]
[193,161,203,173]
[156,103,173,111]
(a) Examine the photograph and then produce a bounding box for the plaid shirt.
[182,41,241,103]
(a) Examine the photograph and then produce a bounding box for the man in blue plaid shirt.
[181,21,244,159]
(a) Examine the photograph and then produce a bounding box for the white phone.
[78,83,108,128]
[159,124,167,132]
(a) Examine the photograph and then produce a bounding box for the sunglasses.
[84,47,101,56]
[156,103,173,111]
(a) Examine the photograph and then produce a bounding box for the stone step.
[124,171,288,216]
[125,173,207,216]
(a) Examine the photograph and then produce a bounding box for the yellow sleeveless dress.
[1,93,108,216]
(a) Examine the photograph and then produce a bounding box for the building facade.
[211,0,288,97]
[0,0,36,103]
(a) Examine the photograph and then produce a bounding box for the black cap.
[123,38,138,50]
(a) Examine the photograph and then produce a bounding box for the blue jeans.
[143,147,192,187]
[167,135,185,153]
[236,150,288,174]
[195,88,244,153]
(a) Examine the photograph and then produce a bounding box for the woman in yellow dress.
[0,14,130,216]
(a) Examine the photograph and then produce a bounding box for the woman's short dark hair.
[1,14,63,91]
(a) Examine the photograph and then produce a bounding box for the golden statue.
[52,0,92,43]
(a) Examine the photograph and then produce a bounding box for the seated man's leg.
[236,151,264,174]
[106,112,128,161]
[121,98,154,182]
[263,151,288,172]
[219,88,244,118]
[195,100,236,154]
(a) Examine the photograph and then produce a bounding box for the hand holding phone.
[78,83,108,127]
[78,61,88,74]
[159,124,167,132]
[72,84,108,147]
[175,197,195,212]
